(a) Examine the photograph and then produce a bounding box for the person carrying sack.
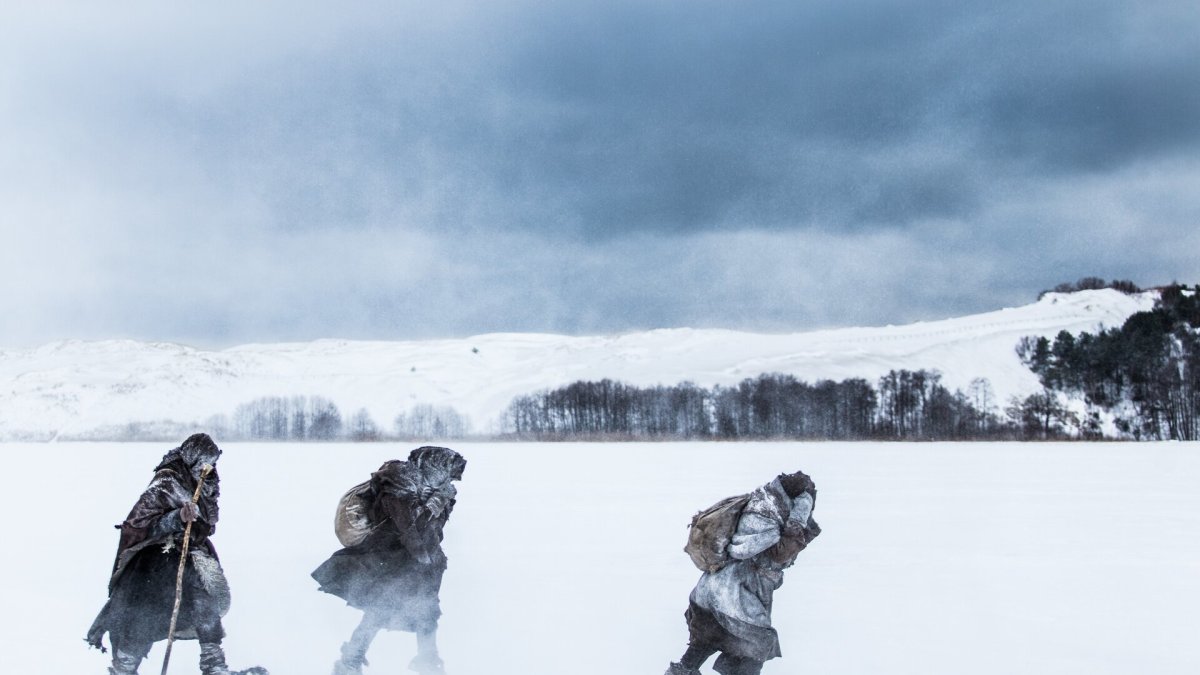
[666,469,821,675]
[312,446,467,675]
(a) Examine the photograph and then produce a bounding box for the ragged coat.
[686,477,818,663]
[87,451,230,652]
[312,447,464,634]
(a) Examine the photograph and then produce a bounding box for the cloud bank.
[1,1,1197,346]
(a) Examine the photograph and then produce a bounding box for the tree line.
[208,396,472,441]
[499,371,1022,440]
[1018,283,1200,440]
[1039,276,1142,298]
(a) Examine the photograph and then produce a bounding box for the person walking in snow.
[313,446,467,675]
[87,433,265,675]
[666,470,821,675]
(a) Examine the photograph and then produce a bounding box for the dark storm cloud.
[494,0,1200,234]
[1,0,1197,346]
[238,1,1198,237]
[49,0,1196,236]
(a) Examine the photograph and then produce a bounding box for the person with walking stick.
[86,433,267,675]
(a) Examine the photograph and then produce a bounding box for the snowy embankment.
[0,289,1156,440]
[5,441,1198,675]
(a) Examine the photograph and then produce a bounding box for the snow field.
[3,441,1198,674]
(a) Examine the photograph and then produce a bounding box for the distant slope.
[0,289,1156,440]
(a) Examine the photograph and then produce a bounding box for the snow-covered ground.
[5,440,1198,675]
[0,290,1156,440]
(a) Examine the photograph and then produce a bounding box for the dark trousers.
[681,641,764,675]
[113,618,224,660]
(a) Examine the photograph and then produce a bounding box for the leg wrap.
[200,642,231,675]
[109,649,143,675]
[411,629,444,674]
[332,612,382,673]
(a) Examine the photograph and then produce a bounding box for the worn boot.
[109,649,142,675]
[331,641,369,675]
[408,652,446,675]
[665,662,701,675]
[198,642,270,675]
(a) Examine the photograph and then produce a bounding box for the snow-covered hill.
[0,289,1156,440]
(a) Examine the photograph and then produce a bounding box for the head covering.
[407,445,467,482]
[778,469,815,498]
[153,433,222,524]
[178,433,222,468]
[372,447,466,523]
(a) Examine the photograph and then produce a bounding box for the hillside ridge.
[0,289,1156,440]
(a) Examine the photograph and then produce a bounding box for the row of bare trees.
[214,396,471,441]
[500,371,1016,440]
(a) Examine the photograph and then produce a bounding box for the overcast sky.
[2,1,1197,348]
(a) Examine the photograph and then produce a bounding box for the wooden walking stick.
[161,463,213,675]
